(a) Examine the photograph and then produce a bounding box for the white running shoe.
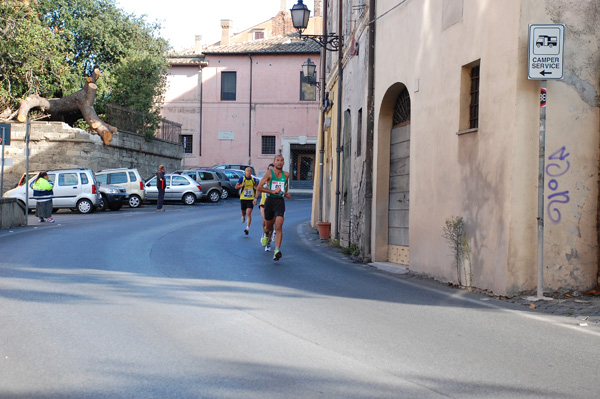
[265,242,271,252]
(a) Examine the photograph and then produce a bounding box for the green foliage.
[0,1,77,111]
[342,243,361,257]
[1,0,169,132]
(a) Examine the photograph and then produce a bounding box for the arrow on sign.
[540,70,553,76]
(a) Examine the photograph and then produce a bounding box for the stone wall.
[1,122,182,195]
[0,198,26,229]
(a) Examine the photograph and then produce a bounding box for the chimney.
[221,19,232,45]
[314,0,322,17]
[280,0,287,12]
[195,35,203,53]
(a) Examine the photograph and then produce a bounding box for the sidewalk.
[301,222,600,325]
[369,261,600,324]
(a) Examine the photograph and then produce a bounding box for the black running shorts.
[264,197,285,220]
[240,199,254,212]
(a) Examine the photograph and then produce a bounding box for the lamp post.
[302,58,320,88]
[290,0,340,51]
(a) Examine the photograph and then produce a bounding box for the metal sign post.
[536,82,547,300]
[527,24,565,301]
[25,119,30,225]
[0,123,10,196]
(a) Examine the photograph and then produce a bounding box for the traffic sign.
[528,24,565,80]
[0,123,10,146]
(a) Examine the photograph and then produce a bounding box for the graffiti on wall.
[546,146,570,223]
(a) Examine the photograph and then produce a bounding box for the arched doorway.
[388,87,411,264]
[374,83,411,264]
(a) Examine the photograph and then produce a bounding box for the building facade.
[313,0,600,296]
[161,3,323,181]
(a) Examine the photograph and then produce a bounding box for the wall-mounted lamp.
[302,58,320,88]
[290,0,340,51]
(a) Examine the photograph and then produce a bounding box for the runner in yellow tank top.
[235,167,259,235]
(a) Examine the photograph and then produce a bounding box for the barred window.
[469,65,480,129]
[262,136,276,155]
[180,135,193,154]
[458,60,481,134]
[357,108,363,156]
[393,87,411,126]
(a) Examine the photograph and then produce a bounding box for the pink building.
[161,6,322,187]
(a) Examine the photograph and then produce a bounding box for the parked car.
[212,164,256,176]
[95,168,146,208]
[220,168,250,197]
[174,170,222,203]
[13,171,42,188]
[3,168,100,214]
[221,168,244,188]
[145,174,202,205]
[200,168,237,199]
[96,183,129,211]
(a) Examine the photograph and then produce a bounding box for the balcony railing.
[105,103,181,143]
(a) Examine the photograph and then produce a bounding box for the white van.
[95,168,146,208]
[4,168,101,214]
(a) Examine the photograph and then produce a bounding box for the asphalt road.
[1,196,600,398]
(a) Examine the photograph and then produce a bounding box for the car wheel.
[128,194,142,208]
[220,188,229,200]
[208,190,221,203]
[183,192,196,205]
[97,194,108,212]
[77,198,94,214]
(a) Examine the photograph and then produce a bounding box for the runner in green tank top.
[257,155,291,261]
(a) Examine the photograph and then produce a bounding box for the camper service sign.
[528,24,565,80]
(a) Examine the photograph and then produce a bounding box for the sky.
[116,0,316,51]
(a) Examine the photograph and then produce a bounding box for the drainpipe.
[334,0,344,238]
[248,54,253,163]
[363,0,376,261]
[199,64,203,157]
[197,60,208,159]
[318,1,328,222]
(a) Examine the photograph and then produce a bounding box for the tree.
[0,1,77,114]
[0,0,170,143]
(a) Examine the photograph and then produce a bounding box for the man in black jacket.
[156,165,166,212]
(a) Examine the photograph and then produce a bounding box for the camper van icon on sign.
[533,27,561,55]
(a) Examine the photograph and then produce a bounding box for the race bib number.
[271,180,285,193]
[244,188,254,197]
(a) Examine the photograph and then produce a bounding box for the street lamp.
[290,0,310,34]
[302,58,320,88]
[290,0,340,51]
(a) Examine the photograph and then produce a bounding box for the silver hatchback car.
[145,174,203,205]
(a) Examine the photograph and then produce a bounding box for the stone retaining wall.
[1,122,182,195]
[0,198,26,229]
